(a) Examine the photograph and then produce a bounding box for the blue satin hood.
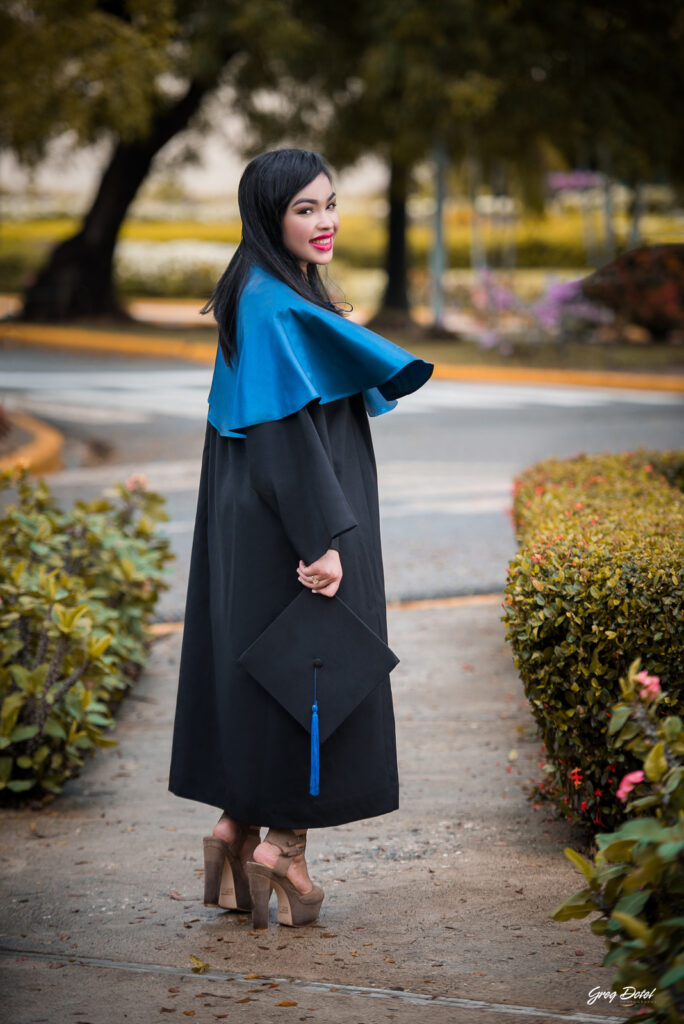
[207,264,433,438]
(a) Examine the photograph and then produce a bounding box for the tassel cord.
[309,664,320,796]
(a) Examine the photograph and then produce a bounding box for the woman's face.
[281,172,340,272]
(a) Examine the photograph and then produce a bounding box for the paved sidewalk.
[0,602,630,1024]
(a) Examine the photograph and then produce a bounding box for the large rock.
[580,243,684,339]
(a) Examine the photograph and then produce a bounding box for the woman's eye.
[328,202,337,210]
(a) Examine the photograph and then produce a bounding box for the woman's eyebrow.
[292,192,336,207]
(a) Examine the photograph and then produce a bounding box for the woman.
[168,149,432,929]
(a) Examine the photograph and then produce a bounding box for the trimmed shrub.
[503,450,684,831]
[0,468,174,800]
[552,659,684,1024]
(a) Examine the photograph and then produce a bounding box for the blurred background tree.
[1,0,682,323]
[194,0,684,328]
[0,0,303,320]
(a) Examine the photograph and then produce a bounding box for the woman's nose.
[316,210,336,230]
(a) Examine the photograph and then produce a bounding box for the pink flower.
[126,473,147,490]
[636,670,660,700]
[616,770,645,802]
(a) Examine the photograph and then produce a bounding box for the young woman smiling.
[168,149,432,929]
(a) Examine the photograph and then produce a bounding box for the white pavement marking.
[48,459,515,523]
[0,370,212,387]
[1,371,681,427]
[392,380,683,411]
[51,458,201,491]
[0,947,630,1022]
[1,368,211,423]
[46,458,198,489]
[2,396,151,424]
[381,496,510,517]
[380,461,513,517]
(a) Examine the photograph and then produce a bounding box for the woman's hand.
[297,548,342,597]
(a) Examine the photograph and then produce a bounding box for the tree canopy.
[0,0,176,161]
[3,0,683,320]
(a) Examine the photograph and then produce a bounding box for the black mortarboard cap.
[238,589,399,795]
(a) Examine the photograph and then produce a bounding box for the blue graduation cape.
[207,264,433,438]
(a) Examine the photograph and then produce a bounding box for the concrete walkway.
[0,601,631,1024]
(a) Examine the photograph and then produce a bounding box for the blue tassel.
[309,663,320,796]
[309,701,319,796]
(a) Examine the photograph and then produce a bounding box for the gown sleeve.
[242,402,358,565]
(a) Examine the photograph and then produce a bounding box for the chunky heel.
[246,829,324,929]
[202,823,260,911]
[272,876,324,926]
[203,837,228,906]
[247,863,273,929]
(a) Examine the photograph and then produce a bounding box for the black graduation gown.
[168,392,399,828]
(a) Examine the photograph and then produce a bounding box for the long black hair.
[201,148,342,365]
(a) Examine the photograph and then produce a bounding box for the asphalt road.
[2,343,682,618]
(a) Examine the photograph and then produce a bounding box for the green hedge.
[552,659,684,1024]
[0,468,174,800]
[503,449,684,831]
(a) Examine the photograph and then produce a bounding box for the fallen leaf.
[321,933,337,939]
[183,1013,195,1018]
[189,955,210,974]
[169,892,186,901]
[235,997,254,1004]
[277,1001,298,1007]
[244,973,261,979]
[508,749,518,761]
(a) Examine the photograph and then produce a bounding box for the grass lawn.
[2,209,682,287]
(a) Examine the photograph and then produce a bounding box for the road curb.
[2,320,684,392]
[0,410,64,475]
[432,362,684,392]
[1,321,216,364]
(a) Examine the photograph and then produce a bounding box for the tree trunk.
[21,80,215,322]
[366,158,416,333]
[430,140,447,330]
[627,182,643,249]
